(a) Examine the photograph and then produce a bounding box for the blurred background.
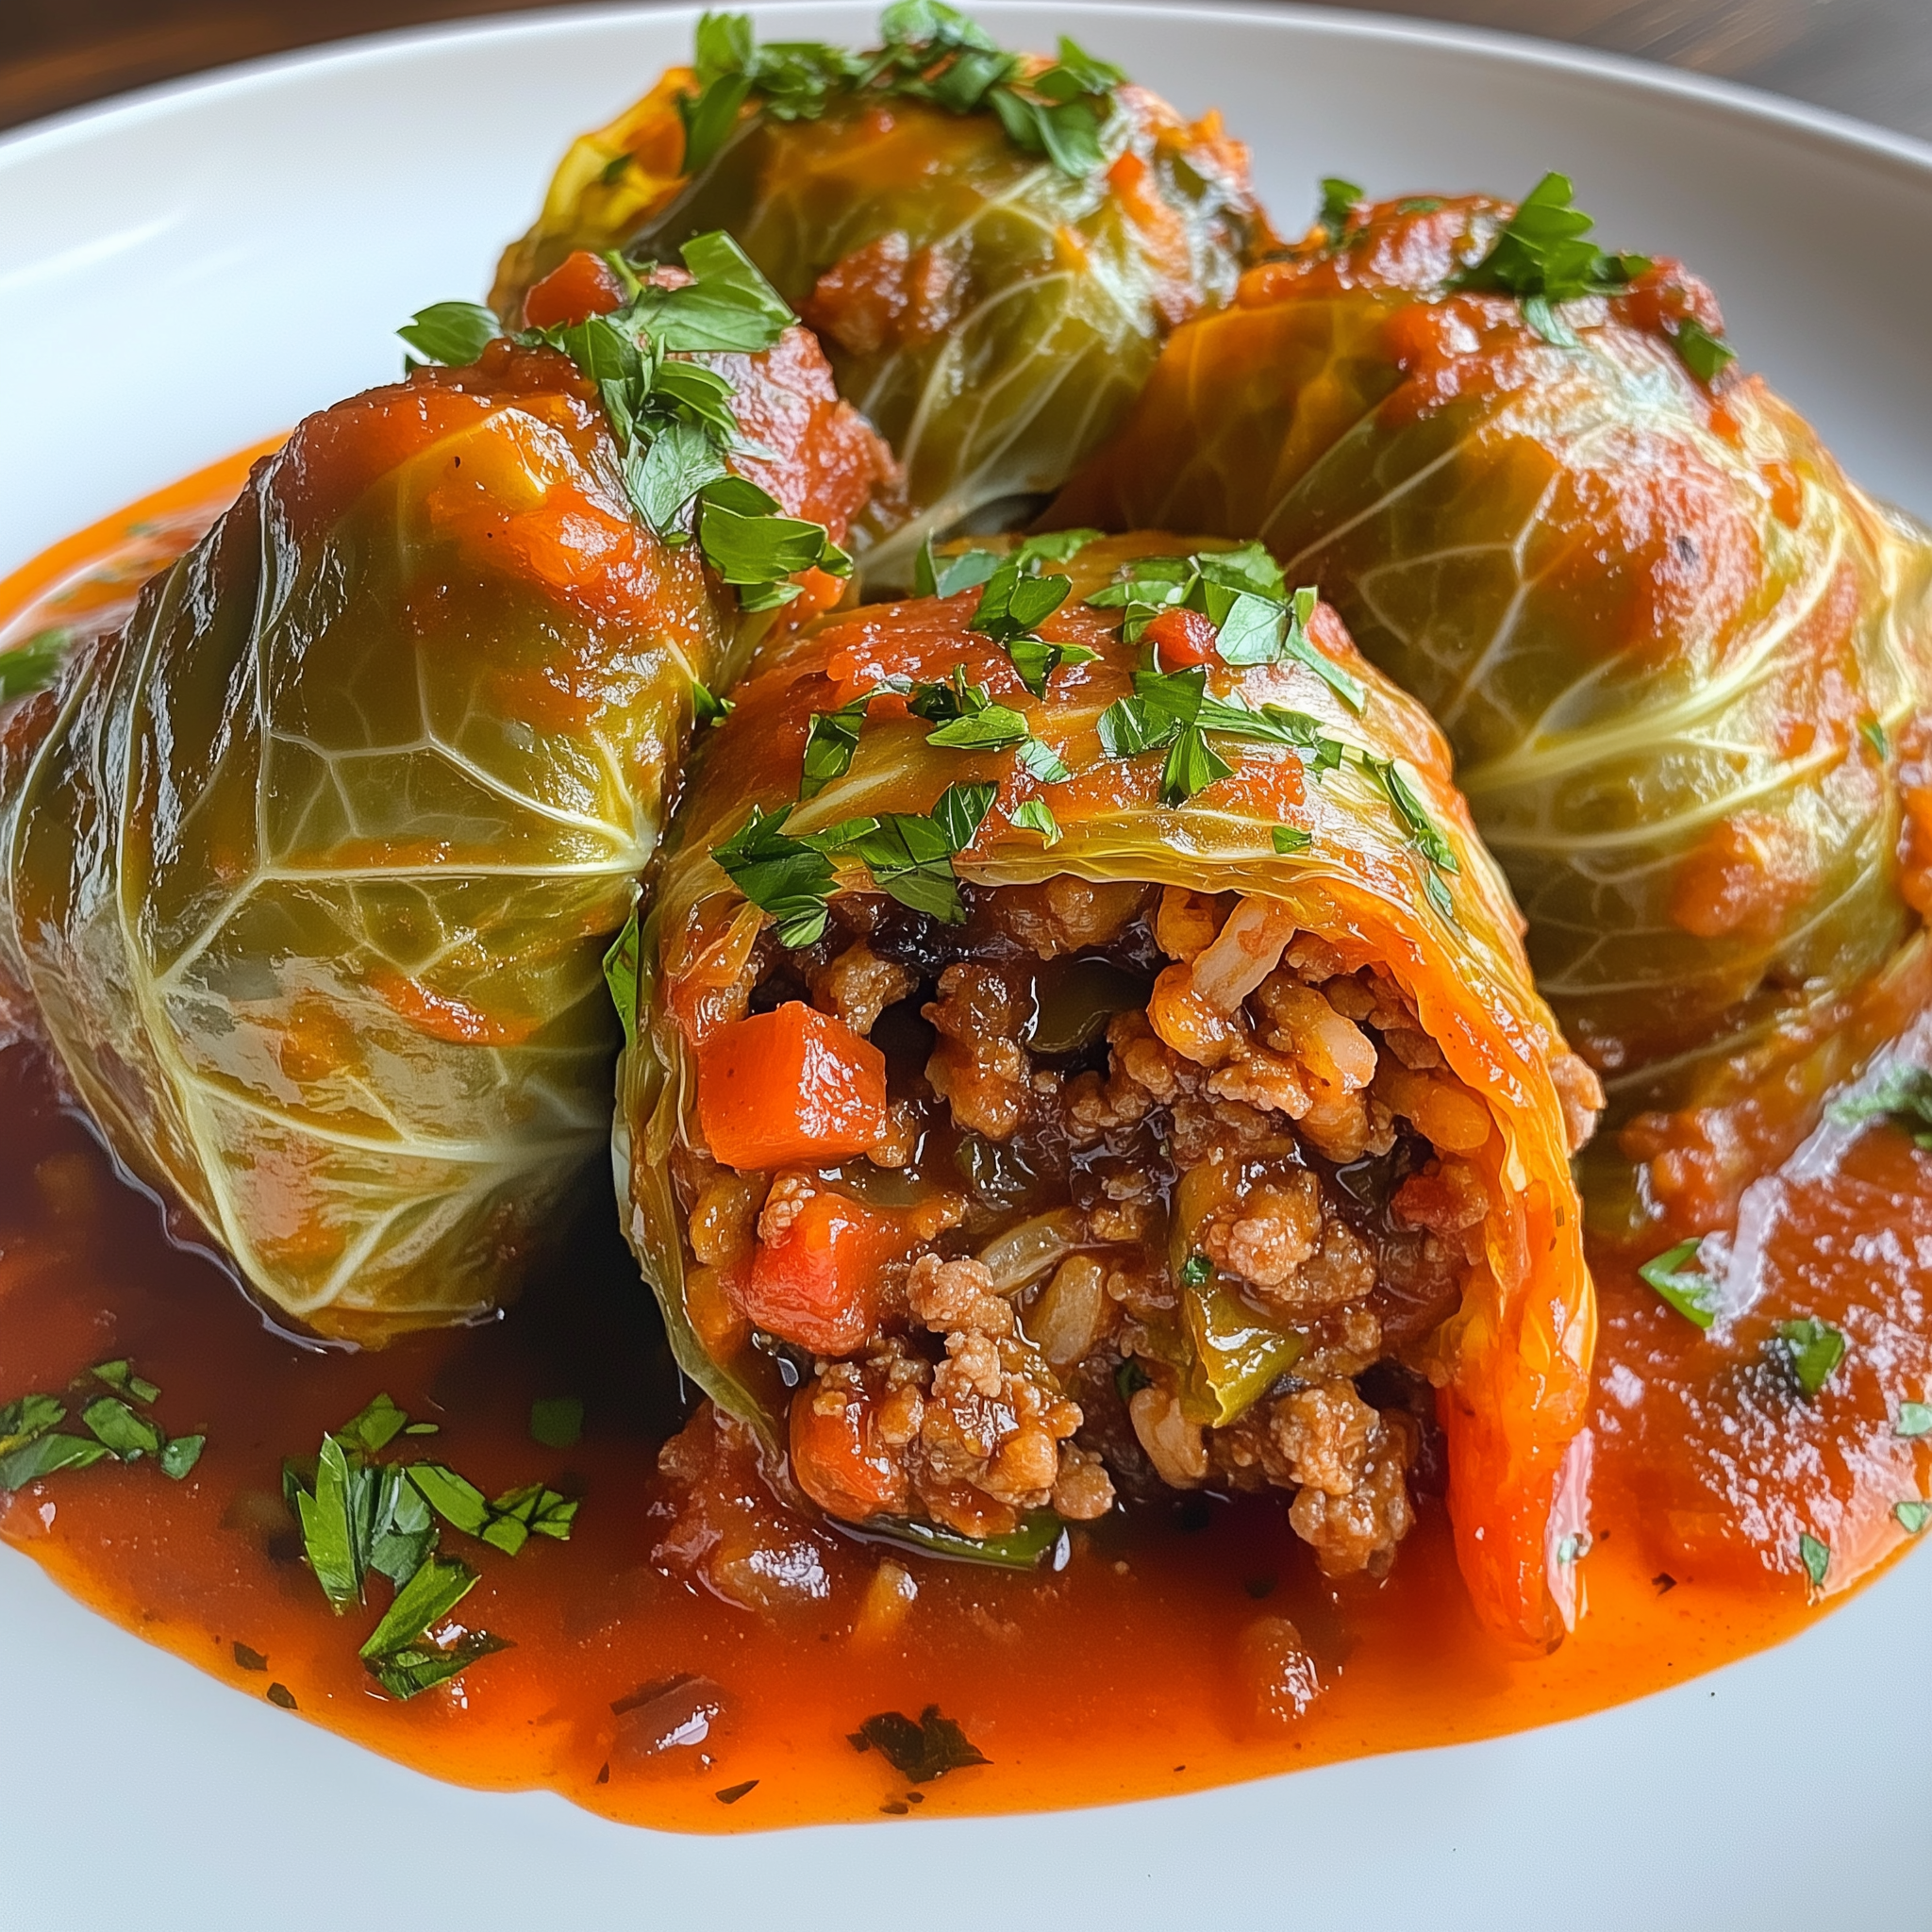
[1,0,1928,139]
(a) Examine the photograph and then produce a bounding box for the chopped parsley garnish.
[266,1683,298,1710]
[1895,1500,1930,1535]
[233,1642,269,1672]
[530,1396,585,1449]
[1317,175,1362,244]
[716,1778,759,1805]
[1798,1530,1830,1591]
[1861,717,1890,761]
[1010,797,1061,844]
[800,693,876,799]
[1097,666,1350,807]
[713,804,842,946]
[0,627,74,701]
[1828,1064,1932,1148]
[679,7,1127,178]
[1451,172,1652,345]
[407,1463,579,1557]
[0,1366,201,1491]
[603,907,641,1049]
[1775,1317,1846,1398]
[284,1395,568,1700]
[1895,1401,1932,1438]
[91,1359,159,1405]
[851,1704,991,1782]
[715,784,994,944]
[1638,1239,1720,1328]
[1671,317,1737,385]
[1364,754,1459,921]
[1179,1253,1213,1288]
[1272,826,1312,854]
[1114,1357,1152,1404]
[691,677,734,727]
[1090,548,1363,710]
[399,232,849,611]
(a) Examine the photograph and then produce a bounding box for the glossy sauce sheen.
[2,471,1929,1835]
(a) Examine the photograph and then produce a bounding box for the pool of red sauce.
[2,459,1929,1835]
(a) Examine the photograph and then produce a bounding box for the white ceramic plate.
[3,7,1930,1924]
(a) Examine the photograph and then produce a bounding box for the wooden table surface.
[3,0,1929,140]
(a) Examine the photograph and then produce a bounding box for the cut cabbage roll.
[613,531,1601,1648]
[0,245,887,1342]
[491,7,1263,584]
[1049,182,1932,1232]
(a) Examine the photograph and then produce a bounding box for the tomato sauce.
[2,465,1928,1836]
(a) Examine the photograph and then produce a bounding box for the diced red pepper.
[697,1002,888,1170]
[1142,605,1220,669]
[790,1379,908,1520]
[738,1186,908,1355]
[522,249,626,330]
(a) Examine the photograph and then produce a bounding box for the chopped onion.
[976,1209,1085,1295]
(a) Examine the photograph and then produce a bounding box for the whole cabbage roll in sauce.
[0,241,889,1343]
[614,531,1603,1650]
[491,7,1264,585]
[1049,180,1932,1239]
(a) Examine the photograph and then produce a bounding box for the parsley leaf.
[0,1432,110,1489]
[1100,667,1350,804]
[1272,826,1312,855]
[1016,736,1070,783]
[714,804,839,946]
[397,299,501,368]
[1,628,74,701]
[1895,1401,1932,1438]
[801,695,874,798]
[334,1393,412,1456]
[1179,1253,1213,1288]
[1010,797,1061,844]
[1798,1531,1829,1591]
[1862,717,1890,762]
[1671,317,1737,385]
[91,1359,160,1405]
[1639,1239,1720,1328]
[1776,1317,1846,1397]
[1451,173,1651,338]
[1895,1500,1930,1536]
[1318,175,1363,245]
[80,1395,164,1461]
[1007,634,1097,697]
[969,560,1074,641]
[853,1704,991,1783]
[604,907,641,1050]
[1364,755,1459,919]
[678,9,1123,180]
[1828,1064,1932,1149]
[925,702,1031,753]
[358,1553,479,1664]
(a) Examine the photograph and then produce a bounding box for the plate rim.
[6,0,1932,192]
[3,0,1932,1893]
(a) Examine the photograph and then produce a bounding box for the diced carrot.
[1142,605,1220,669]
[522,249,626,330]
[790,1382,908,1521]
[739,1188,908,1354]
[696,1002,887,1170]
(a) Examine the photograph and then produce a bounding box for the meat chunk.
[1199,1166,1376,1321]
[807,940,916,1038]
[924,962,1031,1139]
[1274,1382,1416,1576]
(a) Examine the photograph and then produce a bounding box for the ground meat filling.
[671,880,1542,1581]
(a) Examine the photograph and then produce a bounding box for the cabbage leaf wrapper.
[0,327,884,1342]
[1050,192,1932,1234]
[491,20,1261,585]
[615,533,1599,1648]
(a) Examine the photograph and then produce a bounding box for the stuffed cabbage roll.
[0,239,888,1342]
[613,531,1601,1648]
[1049,181,1932,1231]
[491,6,1263,584]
